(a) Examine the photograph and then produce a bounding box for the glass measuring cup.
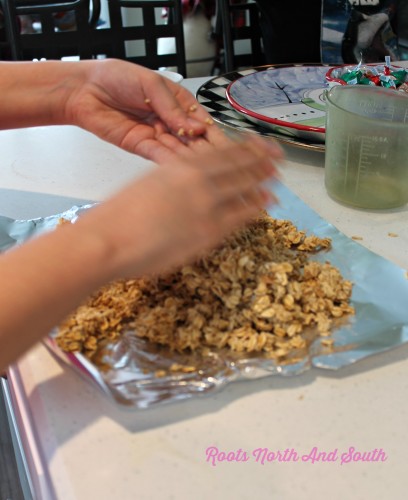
[324,85,408,209]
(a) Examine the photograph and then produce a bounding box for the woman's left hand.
[66,59,217,163]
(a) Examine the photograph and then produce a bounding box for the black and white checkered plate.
[196,66,326,152]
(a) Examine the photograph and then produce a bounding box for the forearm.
[0,220,115,370]
[0,61,88,130]
[0,134,279,371]
[0,185,171,371]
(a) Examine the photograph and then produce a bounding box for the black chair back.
[216,0,265,73]
[102,0,186,75]
[0,0,187,76]
[1,0,99,59]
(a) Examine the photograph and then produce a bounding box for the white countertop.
[3,76,408,500]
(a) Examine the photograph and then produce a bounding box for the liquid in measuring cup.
[324,85,408,210]
[325,135,408,209]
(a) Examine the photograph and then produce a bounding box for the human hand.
[0,132,282,369]
[77,134,283,280]
[65,59,216,163]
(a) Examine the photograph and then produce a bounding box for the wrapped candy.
[338,57,407,91]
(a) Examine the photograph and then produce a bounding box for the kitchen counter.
[2,75,408,500]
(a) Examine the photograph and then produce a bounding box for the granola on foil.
[55,212,354,366]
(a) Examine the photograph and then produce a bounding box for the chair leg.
[216,0,234,72]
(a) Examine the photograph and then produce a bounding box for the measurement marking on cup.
[326,86,408,209]
[344,137,351,191]
[354,137,387,199]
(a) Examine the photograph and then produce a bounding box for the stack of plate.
[196,64,330,152]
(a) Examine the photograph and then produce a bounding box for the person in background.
[341,0,398,63]
[255,0,405,65]
[0,58,283,371]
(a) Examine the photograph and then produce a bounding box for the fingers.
[216,188,271,229]
[136,134,190,163]
[206,140,280,209]
[162,76,215,129]
[91,132,284,280]
[204,124,235,148]
[138,131,211,163]
[162,135,280,215]
[142,74,211,138]
[213,143,276,184]
[182,124,285,165]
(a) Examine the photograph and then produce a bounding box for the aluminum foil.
[2,183,408,409]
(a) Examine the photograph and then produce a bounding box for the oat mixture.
[56,213,354,364]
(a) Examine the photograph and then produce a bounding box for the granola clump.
[56,213,354,363]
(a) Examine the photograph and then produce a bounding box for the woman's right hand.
[0,133,283,370]
[78,134,283,280]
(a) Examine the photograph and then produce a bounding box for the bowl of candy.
[326,58,408,92]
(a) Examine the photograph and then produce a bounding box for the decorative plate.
[226,65,329,142]
[196,65,327,151]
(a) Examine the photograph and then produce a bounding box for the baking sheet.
[1,183,408,409]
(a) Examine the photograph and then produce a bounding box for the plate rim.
[225,65,327,135]
[196,64,329,152]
